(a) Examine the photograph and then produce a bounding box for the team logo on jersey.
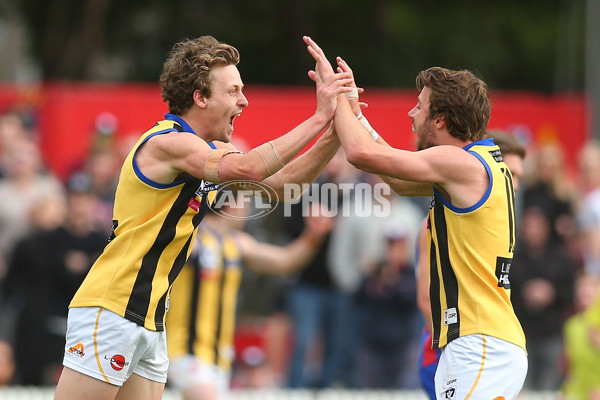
[67,343,85,357]
[105,354,129,371]
[495,256,512,289]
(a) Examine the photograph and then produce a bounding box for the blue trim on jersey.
[132,129,193,189]
[463,137,494,150]
[164,113,216,150]
[433,140,493,213]
[165,113,196,135]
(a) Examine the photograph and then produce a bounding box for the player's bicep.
[164,134,214,179]
[375,146,444,184]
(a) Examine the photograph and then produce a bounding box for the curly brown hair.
[159,36,240,115]
[416,67,491,142]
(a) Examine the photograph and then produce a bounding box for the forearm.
[270,113,330,163]
[334,94,374,153]
[244,230,322,275]
[217,114,329,183]
[263,126,340,201]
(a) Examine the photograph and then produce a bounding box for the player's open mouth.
[229,113,241,130]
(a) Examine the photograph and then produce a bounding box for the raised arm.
[137,67,353,186]
[236,206,334,274]
[303,36,484,203]
[262,46,369,200]
[336,56,433,197]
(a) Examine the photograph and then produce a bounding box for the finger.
[308,69,324,84]
[303,36,325,56]
[323,73,351,86]
[305,45,321,63]
[359,102,369,110]
[333,85,356,96]
[307,48,334,79]
[337,57,353,74]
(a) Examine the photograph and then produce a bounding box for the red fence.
[0,83,589,180]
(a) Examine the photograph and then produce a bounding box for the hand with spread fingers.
[305,36,366,117]
[304,36,336,82]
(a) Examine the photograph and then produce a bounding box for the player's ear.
[193,90,208,109]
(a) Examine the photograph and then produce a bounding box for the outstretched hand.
[305,36,367,117]
[304,36,335,83]
[305,36,354,121]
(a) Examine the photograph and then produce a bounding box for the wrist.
[312,110,331,128]
[347,98,361,116]
[357,113,379,141]
[345,87,359,99]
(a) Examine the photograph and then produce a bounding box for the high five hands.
[304,36,366,116]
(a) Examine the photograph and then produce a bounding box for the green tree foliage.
[13,0,585,91]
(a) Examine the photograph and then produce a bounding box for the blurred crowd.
[0,107,600,398]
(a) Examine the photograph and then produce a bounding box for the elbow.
[246,168,269,182]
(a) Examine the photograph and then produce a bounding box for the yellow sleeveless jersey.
[427,138,526,351]
[166,225,243,370]
[70,114,218,331]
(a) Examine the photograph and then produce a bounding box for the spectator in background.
[71,112,122,232]
[353,224,419,389]
[560,273,600,400]
[0,137,64,342]
[0,339,15,386]
[0,111,31,178]
[328,172,424,301]
[3,174,106,385]
[522,142,577,247]
[283,149,360,389]
[328,172,424,389]
[69,147,120,233]
[510,206,576,390]
[575,140,600,277]
[0,138,64,261]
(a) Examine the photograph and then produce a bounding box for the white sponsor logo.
[444,307,457,325]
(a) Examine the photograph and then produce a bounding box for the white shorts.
[62,306,169,386]
[168,355,230,396]
[435,334,527,400]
